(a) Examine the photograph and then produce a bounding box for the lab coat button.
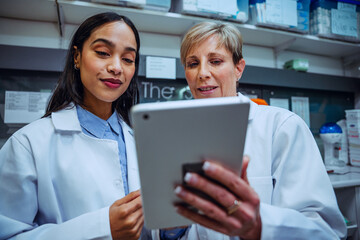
[114,179,122,188]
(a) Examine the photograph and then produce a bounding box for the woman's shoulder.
[240,94,297,124]
[1,117,55,154]
[12,116,55,140]
[11,105,78,143]
[255,104,296,121]
[253,104,308,131]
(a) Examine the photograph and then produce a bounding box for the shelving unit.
[0,0,359,60]
[329,167,360,239]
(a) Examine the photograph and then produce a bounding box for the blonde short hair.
[180,21,243,66]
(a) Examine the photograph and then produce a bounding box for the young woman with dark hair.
[44,12,140,125]
[0,12,148,240]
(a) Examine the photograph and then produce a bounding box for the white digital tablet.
[130,96,250,229]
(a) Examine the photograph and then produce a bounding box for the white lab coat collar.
[237,92,258,121]
[51,103,82,132]
[51,103,140,192]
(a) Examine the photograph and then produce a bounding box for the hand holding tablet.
[130,96,249,229]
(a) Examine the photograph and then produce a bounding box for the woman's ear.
[235,59,246,81]
[73,46,80,68]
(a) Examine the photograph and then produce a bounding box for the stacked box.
[283,59,309,72]
[310,0,360,42]
[91,0,171,11]
[248,0,311,33]
[345,109,360,166]
[171,0,248,23]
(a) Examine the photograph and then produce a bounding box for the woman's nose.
[107,57,123,75]
[198,62,210,80]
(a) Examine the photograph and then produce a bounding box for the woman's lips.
[198,86,218,94]
[101,78,122,89]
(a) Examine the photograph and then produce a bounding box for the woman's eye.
[211,60,222,65]
[123,58,134,64]
[186,62,198,68]
[95,51,110,57]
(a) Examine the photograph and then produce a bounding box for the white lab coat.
[0,104,144,240]
[160,93,347,240]
[0,96,347,240]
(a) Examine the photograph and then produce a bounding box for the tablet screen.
[131,96,249,229]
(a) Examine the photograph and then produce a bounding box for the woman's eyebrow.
[208,52,225,58]
[124,47,137,53]
[91,38,114,47]
[90,38,137,53]
[186,56,197,60]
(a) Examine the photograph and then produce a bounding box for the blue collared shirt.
[76,105,129,195]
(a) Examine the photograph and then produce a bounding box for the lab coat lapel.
[121,122,141,192]
[52,103,82,132]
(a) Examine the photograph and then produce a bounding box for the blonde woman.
[174,22,347,240]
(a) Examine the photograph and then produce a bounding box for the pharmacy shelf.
[329,166,360,188]
[331,180,360,240]
[1,44,359,93]
[346,224,358,239]
[0,0,359,59]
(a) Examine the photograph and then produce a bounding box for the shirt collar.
[108,110,121,135]
[76,105,120,138]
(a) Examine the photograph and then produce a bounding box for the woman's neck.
[81,101,113,120]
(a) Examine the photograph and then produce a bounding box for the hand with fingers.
[109,190,145,240]
[174,156,262,240]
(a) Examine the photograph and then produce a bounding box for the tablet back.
[130,96,249,229]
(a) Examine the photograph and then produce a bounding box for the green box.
[284,59,309,72]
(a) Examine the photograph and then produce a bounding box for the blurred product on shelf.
[170,0,249,23]
[310,0,360,43]
[250,98,269,105]
[320,122,346,169]
[284,59,309,72]
[91,0,171,11]
[82,0,360,45]
[345,109,360,166]
[248,0,311,33]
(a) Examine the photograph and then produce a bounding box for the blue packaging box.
[248,0,311,33]
[91,0,171,12]
[171,0,249,23]
[310,0,360,42]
